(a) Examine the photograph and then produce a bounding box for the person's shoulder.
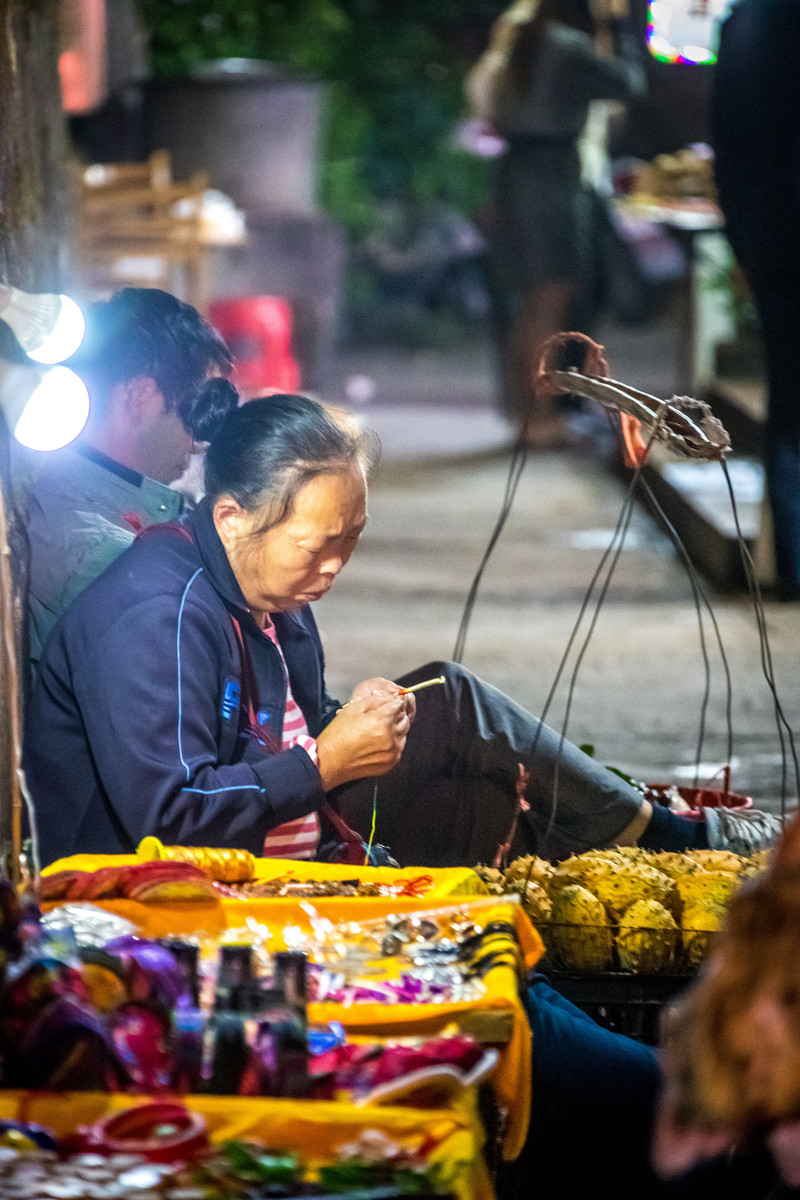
[27,446,86,507]
[51,522,217,661]
[107,519,203,585]
[67,520,202,615]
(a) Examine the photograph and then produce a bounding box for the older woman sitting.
[23,394,779,868]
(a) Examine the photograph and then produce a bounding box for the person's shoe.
[704,806,786,856]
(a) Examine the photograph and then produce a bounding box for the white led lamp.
[0,362,90,452]
[0,285,89,886]
[0,284,86,364]
[0,284,89,453]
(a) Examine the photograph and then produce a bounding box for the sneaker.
[704,806,787,856]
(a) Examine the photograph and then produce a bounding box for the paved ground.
[316,318,800,816]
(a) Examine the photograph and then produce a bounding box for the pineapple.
[676,870,740,912]
[682,901,724,969]
[549,884,613,972]
[647,851,708,880]
[504,854,554,891]
[617,899,678,973]
[517,879,552,924]
[685,849,746,875]
[591,861,677,921]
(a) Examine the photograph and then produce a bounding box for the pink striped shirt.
[260,619,321,859]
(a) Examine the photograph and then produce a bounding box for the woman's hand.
[348,676,417,726]
[316,681,414,790]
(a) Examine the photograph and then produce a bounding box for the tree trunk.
[0,0,71,877]
[0,0,71,287]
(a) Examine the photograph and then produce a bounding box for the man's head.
[70,288,238,483]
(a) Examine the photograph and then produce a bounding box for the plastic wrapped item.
[41,903,139,947]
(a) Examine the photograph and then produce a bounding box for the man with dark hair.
[26,287,239,665]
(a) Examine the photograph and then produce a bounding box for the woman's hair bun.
[185,377,240,443]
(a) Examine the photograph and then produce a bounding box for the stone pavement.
[317,323,800,817]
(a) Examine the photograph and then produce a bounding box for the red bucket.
[646,783,753,821]
[209,296,301,396]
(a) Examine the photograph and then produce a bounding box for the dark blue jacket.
[24,500,338,866]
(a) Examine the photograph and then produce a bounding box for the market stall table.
[40,855,543,1164]
[0,1090,491,1200]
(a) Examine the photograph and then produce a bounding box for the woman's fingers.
[316,695,411,790]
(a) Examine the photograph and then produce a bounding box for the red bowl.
[646,784,753,821]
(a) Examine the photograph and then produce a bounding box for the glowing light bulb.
[25,295,86,364]
[12,366,90,451]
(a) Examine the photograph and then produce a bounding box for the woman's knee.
[396,660,472,688]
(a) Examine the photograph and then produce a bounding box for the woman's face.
[216,465,368,620]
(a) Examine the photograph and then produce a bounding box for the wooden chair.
[74,151,212,312]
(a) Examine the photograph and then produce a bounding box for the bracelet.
[76,1101,208,1163]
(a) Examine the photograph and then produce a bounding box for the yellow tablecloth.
[0,1090,491,1200]
[41,855,543,1160]
[45,853,486,898]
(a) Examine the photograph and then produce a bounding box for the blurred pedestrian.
[711,0,800,600]
[473,0,645,446]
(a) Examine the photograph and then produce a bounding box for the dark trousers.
[749,274,800,597]
[335,661,644,867]
[504,979,783,1200]
[502,977,667,1199]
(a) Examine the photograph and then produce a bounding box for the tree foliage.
[136,0,501,233]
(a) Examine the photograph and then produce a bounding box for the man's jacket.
[27,442,184,667]
[24,499,338,866]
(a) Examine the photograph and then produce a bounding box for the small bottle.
[262,952,310,1098]
[197,1012,249,1094]
[157,939,200,1007]
[171,1005,205,1092]
[272,951,308,1014]
[214,944,254,1011]
[253,990,310,1099]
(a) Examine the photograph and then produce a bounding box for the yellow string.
[364,782,378,865]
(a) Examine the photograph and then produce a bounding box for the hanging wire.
[636,474,734,781]
[453,438,528,663]
[452,330,792,855]
[720,458,800,816]
[541,411,732,845]
[542,462,643,843]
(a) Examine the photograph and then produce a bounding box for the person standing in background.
[711,0,800,600]
[472,0,645,447]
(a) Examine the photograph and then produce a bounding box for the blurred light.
[647,0,734,65]
[25,295,86,364]
[648,34,677,60]
[58,0,107,114]
[682,44,717,63]
[0,364,90,451]
[0,286,86,363]
[453,118,507,159]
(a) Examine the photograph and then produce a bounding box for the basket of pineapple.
[475,845,771,976]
